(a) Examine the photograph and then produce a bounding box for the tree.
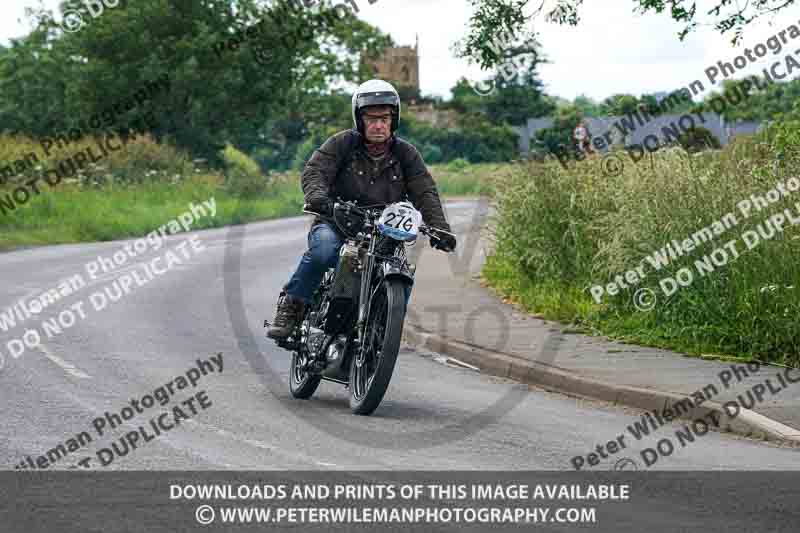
[461,0,798,69]
[0,22,74,137]
[692,77,800,122]
[396,85,422,103]
[532,103,582,155]
[572,94,608,117]
[451,5,551,126]
[1,0,390,163]
[257,90,353,172]
[447,78,489,114]
[603,94,640,116]
[484,67,555,125]
[546,0,796,44]
[454,0,538,72]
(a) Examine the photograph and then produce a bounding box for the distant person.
[574,121,594,154]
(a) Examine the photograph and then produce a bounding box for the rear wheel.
[289,348,322,399]
[289,286,328,399]
[349,280,407,415]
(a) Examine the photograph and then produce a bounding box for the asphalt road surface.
[2,201,799,472]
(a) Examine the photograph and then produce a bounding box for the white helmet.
[351,79,401,135]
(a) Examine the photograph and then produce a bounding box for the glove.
[306,199,332,217]
[431,232,457,252]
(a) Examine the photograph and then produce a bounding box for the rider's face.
[362,106,392,143]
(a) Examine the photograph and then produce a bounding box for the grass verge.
[0,156,503,252]
[483,133,800,367]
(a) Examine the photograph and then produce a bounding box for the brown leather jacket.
[301,129,451,231]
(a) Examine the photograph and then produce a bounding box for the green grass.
[483,133,800,367]
[482,254,594,324]
[0,160,503,252]
[429,161,505,197]
[482,254,756,359]
[0,179,305,251]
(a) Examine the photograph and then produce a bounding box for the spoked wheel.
[289,348,322,399]
[349,280,407,415]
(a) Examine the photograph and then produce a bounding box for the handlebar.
[420,225,455,238]
[334,201,372,218]
[304,199,454,243]
[302,200,375,218]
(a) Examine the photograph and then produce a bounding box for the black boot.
[267,294,306,340]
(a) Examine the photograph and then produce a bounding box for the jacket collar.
[354,130,396,154]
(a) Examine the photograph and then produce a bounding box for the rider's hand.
[431,233,457,252]
[306,199,333,217]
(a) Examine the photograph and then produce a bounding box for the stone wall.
[406,103,458,128]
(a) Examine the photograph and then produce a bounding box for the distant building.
[364,36,420,93]
[726,120,765,140]
[406,102,458,128]
[514,112,762,156]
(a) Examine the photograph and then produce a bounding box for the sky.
[3,0,800,103]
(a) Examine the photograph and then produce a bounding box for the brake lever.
[431,228,456,238]
[422,225,456,238]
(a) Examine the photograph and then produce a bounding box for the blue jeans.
[285,223,343,304]
[285,223,411,304]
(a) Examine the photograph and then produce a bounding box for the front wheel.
[349,280,407,415]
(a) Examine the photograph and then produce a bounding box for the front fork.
[355,225,378,367]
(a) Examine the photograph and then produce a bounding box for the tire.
[289,350,322,399]
[349,280,407,415]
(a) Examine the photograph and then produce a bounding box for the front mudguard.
[376,261,414,288]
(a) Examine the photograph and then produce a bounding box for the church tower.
[364,35,420,92]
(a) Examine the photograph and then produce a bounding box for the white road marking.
[185,419,338,468]
[444,356,480,371]
[83,257,195,289]
[433,355,480,372]
[37,343,92,379]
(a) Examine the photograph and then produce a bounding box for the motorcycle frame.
[293,203,418,371]
[354,217,378,366]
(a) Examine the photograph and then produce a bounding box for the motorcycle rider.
[267,79,457,340]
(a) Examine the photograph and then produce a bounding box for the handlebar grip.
[334,201,369,217]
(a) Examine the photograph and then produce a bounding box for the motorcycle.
[269,199,455,415]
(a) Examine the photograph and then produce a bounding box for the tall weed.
[486,131,800,366]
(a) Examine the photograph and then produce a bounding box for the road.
[1,201,799,472]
